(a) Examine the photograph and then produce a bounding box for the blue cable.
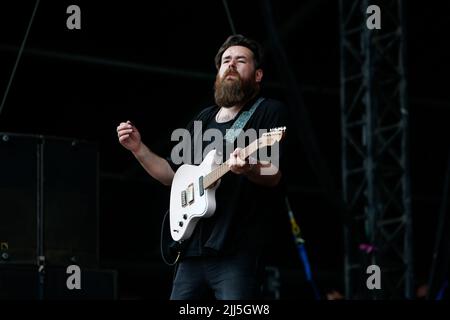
[436,279,448,300]
[286,196,321,300]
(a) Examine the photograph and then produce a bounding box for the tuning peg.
[269,127,287,133]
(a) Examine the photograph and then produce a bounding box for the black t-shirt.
[167,96,289,258]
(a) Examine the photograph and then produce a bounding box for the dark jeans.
[170,255,263,300]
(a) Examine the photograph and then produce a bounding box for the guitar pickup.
[181,190,187,207]
[199,176,204,196]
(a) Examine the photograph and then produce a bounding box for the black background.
[0,1,449,299]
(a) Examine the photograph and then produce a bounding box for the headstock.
[260,127,286,147]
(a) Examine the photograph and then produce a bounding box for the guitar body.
[170,149,221,242]
[169,127,286,242]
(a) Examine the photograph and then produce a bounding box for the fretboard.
[203,139,260,189]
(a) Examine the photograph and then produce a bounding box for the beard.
[214,69,259,108]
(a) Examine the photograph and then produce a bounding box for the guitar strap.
[223,97,265,144]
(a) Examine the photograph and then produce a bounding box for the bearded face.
[214,68,259,108]
[214,46,262,108]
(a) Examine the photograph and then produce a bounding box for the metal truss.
[339,0,413,299]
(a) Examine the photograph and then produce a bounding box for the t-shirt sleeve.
[257,100,290,176]
[165,117,195,173]
[165,106,215,172]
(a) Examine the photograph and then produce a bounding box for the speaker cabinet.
[0,133,98,267]
[0,134,38,264]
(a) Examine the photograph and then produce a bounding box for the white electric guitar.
[169,127,286,242]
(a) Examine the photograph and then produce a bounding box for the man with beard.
[117,34,288,299]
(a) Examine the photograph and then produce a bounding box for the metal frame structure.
[339,0,413,299]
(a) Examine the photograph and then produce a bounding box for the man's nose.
[228,59,237,68]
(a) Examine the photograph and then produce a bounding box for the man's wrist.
[131,142,145,157]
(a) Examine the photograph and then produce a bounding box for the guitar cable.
[160,209,180,266]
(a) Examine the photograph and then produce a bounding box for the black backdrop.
[1,1,449,299]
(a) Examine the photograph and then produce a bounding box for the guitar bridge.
[181,183,195,207]
[186,183,194,204]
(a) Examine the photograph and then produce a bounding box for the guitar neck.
[203,139,259,189]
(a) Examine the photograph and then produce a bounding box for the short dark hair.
[214,34,264,70]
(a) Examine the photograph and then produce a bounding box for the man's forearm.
[246,162,281,187]
[132,143,174,186]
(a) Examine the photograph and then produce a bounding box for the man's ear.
[255,69,263,83]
